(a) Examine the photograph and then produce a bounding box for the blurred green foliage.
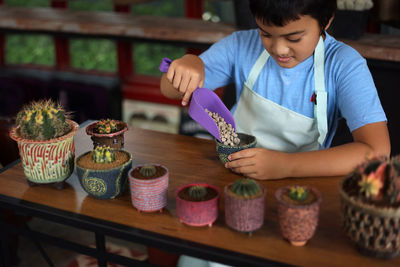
[4,0,186,75]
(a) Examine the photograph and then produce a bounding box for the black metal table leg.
[95,232,107,267]
[0,209,11,267]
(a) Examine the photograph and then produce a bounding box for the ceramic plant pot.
[86,120,128,149]
[340,177,400,259]
[9,119,79,186]
[128,164,169,212]
[215,133,256,164]
[175,183,220,227]
[224,182,266,234]
[75,150,132,200]
[275,186,322,246]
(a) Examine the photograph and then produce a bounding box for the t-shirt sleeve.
[199,33,237,90]
[334,46,387,132]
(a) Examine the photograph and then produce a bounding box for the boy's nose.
[271,39,290,56]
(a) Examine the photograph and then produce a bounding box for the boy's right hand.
[166,54,205,106]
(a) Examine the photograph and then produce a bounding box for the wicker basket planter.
[224,180,266,234]
[340,178,400,259]
[275,186,322,246]
[76,150,132,200]
[86,120,128,149]
[215,133,256,165]
[128,164,169,212]
[176,183,220,227]
[9,119,79,187]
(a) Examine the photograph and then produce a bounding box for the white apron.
[177,37,328,267]
[234,36,328,151]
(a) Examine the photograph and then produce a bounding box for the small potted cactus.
[340,156,400,258]
[224,178,266,235]
[86,119,128,149]
[75,146,132,199]
[9,99,79,188]
[176,183,220,227]
[275,185,322,246]
[128,164,169,212]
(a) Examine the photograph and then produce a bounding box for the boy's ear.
[324,16,334,31]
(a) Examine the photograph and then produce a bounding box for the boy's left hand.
[225,148,289,180]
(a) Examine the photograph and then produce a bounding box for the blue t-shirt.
[199,30,386,148]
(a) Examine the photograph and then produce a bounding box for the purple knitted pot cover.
[224,184,266,232]
[175,183,220,227]
[275,186,322,244]
[129,165,168,212]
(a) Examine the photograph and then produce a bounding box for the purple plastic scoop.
[159,57,235,141]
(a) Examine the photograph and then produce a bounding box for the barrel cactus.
[92,146,115,164]
[230,178,260,198]
[188,185,207,200]
[95,119,119,134]
[16,99,70,140]
[289,186,308,202]
[139,165,157,177]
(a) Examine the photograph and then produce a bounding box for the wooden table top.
[0,124,399,267]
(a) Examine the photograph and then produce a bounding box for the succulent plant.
[139,165,157,177]
[95,119,119,134]
[230,178,260,198]
[289,186,308,202]
[92,146,115,164]
[16,99,70,140]
[188,185,207,200]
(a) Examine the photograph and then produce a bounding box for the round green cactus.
[188,185,207,200]
[16,99,70,140]
[95,119,119,134]
[139,165,157,177]
[92,146,115,164]
[231,178,260,198]
[289,186,308,202]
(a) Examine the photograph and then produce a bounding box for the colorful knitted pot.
[86,120,128,149]
[224,183,266,233]
[9,119,79,184]
[340,178,400,259]
[215,133,256,164]
[175,183,220,227]
[128,164,169,212]
[76,150,132,200]
[275,186,322,246]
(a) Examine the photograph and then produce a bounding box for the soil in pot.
[178,186,218,202]
[130,166,167,179]
[77,151,129,170]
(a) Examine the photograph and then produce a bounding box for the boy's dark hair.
[248,0,336,30]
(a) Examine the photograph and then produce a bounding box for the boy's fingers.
[166,68,175,83]
[173,72,182,90]
[182,90,193,106]
[225,157,255,169]
[230,166,257,176]
[179,75,191,95]
[228,148,256,161]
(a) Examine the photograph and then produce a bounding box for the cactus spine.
[139,165,157,177]
[16,99,70,140]
[92,146,115,164]
[188,185,207,200]
[289,186,308,202]
[231,178,260,198]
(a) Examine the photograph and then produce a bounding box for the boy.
[160,0,390,181]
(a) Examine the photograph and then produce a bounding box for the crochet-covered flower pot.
[128,164,169,212]
[76,150,132,200]
[86,120,128,149]
[224,180,266,234]
[215,133,257,164]
[275,186,322,246]
[176,183,220,227]
[340,178,400,259]
[9,119,79,186]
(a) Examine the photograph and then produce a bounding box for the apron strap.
[244,50,270,90]
[314,36,328,147]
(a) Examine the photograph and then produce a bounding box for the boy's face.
[256,15,322,69]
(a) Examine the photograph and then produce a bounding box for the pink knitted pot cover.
[224,183,266,233]
[175,183,220,227]
[129,165,169,212]
[275,186,322,245]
